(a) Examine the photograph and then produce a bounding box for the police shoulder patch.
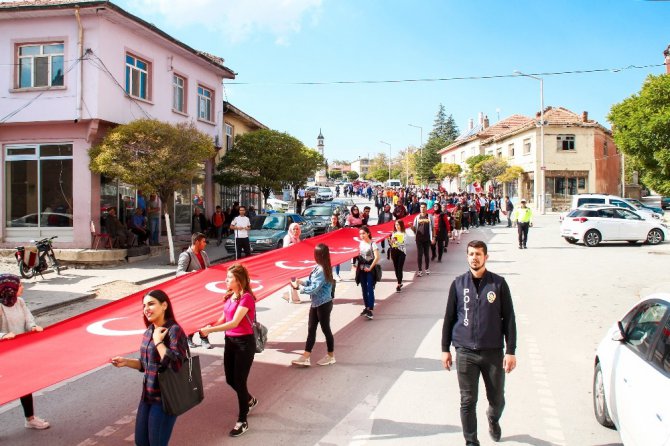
[487,291,496,303]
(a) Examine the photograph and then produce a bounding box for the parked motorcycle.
[15,236,61,279]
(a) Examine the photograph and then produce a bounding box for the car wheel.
[646,228,664,245]
[593,362,615,429]
[584,229,601,247]
[564,237,577,244]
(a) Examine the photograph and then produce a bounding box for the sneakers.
[248,396,258,412]
[25,416,50,430]
[488,420,502,442]
[200,337,213,349]
[230,421,248,437]
[291,355,311,367]
[417,271,424,277]
[360,309,368,316]
[365,310,374,320]
[396,284,401,292]
[335,274,342,282]
[317,355,336,366]
[425,269,431,275]
[187,336,199,348]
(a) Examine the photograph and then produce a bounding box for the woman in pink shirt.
[199,264,257,438]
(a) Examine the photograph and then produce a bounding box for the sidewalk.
[1,242,234,316]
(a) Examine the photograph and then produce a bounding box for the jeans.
[333,264,340,276]
[456,348,506,446]
[149,217,160,244]
[517,222,530,247]
[432,238,446,261]
[306,300,334,353]
[215,225,224,244]
[507,213,512,227]
[470,211,478,227]
[224,335,256,422]
[359,270,375,310]
[416,240,431,270]
[390,249,406,283]
[135,401,177,446]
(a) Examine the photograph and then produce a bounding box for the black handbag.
[158,352,204,416]
[245,314,268,353]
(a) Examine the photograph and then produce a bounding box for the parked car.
[661,197,670,210]
[224,213,314,253]
[332,198,355,208]
[302,203,349,234]
[569,194,662,221]
[560,205,668,247]
[625,198,664,216]
[265,195,289,212]
[593,293,670,446]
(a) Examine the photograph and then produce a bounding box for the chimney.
[483,115,489,129]
[664,44,670,74]
[535,111,541,119]
[468,118,474,130]
[582,111,589,122]
[478,112,484,126]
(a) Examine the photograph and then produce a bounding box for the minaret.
[315,129,326,184]
[317,129,325,158]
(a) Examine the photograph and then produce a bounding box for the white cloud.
[133,0,323,44]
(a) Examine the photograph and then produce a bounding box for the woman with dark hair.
[198,264,257,437]
[431,203,450,262]
[346,206,364,271]
[326,214,343,281]
[389,220,407,292]
[290,243,336,367]
[0,274,50,430]
[355,225,380,320]
[111,289,188,446]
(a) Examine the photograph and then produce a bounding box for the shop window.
[5,144,73,228]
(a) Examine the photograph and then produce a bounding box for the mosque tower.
[314,129,327,184]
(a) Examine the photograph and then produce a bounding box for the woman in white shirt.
[355,226,380,320]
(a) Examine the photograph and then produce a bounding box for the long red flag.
[0,215,423,405]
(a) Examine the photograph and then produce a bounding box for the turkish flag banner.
[0,214,417,406]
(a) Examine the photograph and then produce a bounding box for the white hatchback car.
[593,293,670,446]
[560,206,668,246]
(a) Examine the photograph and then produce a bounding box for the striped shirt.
[138,319,188,404]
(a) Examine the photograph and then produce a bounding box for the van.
[570,194,661,221]
[386,179,402,188]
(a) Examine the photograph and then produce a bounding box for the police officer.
[441,240,517,445]
[511,198,533,249]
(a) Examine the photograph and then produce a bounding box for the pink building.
[0,0,235,248]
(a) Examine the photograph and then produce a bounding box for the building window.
[557,134,576,151]
[450,155,455,164]
[508,143,515,157]
[197,85,213,121]
[17,43,64,88]
[578,178,586,189]
[523,138,531,155]
[125,54,149,100]
[496,147,502,158]
[172,74,186,113]
[5,144,73,228]
[460,151,465,162]
[603,140,608,156]
[225,123,234,150]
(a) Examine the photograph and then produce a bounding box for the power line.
[226,63,667,86]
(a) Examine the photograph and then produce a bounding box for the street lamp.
[380,140,391,182]
[513,70,545,214]
[408,124,423,185]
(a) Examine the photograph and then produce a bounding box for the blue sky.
[117,0,669,162]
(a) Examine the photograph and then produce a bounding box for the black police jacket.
[441,270,517,354]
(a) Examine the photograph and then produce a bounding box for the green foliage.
[347,171,359,181]
[472,158,509,187]
[416,104,460,183]
[463,154,494,183]
[497,165,524,183]
[433,163,462,181]
[215,129,323,202]
[330,170,343,180]
[89,119,215,211]
[608,74,670,195]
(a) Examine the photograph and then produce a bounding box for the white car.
[570,193,662,221]
[265,196,289,212]
[314,187,333,203]
[593,293,670,446]
[560,205,668,246]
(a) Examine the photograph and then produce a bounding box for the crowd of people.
[3,183,526,445]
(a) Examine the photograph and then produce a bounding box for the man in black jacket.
[441,240,517,445]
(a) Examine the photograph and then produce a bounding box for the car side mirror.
[612,321,626,342]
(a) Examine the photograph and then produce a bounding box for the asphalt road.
[2,202,666,445]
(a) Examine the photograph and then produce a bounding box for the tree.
[330,170,343,180]
[89,119,215,263]
[416,104,460,183]
[497,166,524,184]
[464,154,494,183]
[347,171,359,181]
[433,162,462,182]
[472,158,509,192]
[215,129,322,204]
[608,74,670,194]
